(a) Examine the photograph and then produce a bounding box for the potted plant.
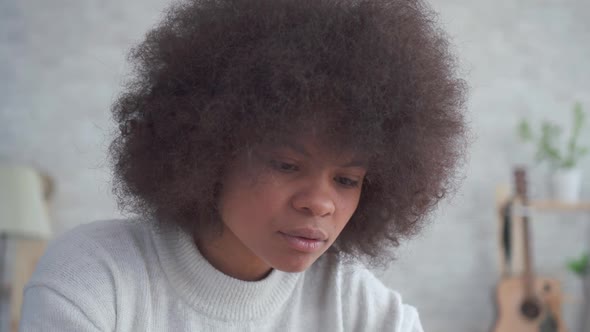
[567,252,590,332]
[517,102,588,202]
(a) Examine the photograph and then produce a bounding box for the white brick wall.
[1,0,589,331]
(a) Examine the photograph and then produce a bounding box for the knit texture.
[20,219,423,331]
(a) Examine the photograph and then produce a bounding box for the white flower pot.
[548,168,582,203]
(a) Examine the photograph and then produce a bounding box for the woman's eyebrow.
[274,141,367,168]
[340,160,367,168]
[280,141,311,158]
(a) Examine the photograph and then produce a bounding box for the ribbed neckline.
[151,223,303,322]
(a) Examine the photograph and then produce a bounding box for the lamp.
[0,164,52,238]
[0,164,53,331]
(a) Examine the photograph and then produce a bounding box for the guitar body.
[493,276,567,332]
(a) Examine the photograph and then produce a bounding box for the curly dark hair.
[109,0,468,263]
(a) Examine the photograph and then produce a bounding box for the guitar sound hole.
[544,283,551,292]
[521,299,541,319]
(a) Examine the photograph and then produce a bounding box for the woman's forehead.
[258,135,369,165]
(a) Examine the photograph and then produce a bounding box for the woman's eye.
[270,160,299,172]
[335,176,359,188]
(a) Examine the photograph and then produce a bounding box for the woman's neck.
[194,229,273,281]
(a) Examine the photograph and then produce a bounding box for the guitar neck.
[520,210,536,298]
[513,168,537,300]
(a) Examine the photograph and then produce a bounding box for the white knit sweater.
[19,219,423,331]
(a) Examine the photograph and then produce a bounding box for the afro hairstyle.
[109,0,468,264]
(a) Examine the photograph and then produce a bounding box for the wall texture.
[1,0,589,331]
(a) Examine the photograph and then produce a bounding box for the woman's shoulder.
[37,219,150,262]
[51,218,153,250]
[26,219,155,295]
[308,253,424,332]
[21,219,153,331]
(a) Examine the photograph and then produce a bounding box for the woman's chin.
[269,254,321,273]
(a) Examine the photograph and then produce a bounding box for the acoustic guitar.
[492,167,567,332]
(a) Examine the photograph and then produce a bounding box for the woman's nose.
[291,180,336,217]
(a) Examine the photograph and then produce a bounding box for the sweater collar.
[152,223,302,321]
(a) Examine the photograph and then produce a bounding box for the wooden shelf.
[495,185,590,277]
[496,184,590,212]
[528,200,590,211]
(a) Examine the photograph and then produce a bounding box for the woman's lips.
[280,227,328,241]
[279,232,326,253]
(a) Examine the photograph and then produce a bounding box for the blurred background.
[0,0,589,331]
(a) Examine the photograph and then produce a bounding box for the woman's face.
[198,135,367,281]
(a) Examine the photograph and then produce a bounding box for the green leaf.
[567,252,589,276]
[566,102,587,167]
[518,119,533,142]
[519,102,587,169]
[537,123,563,165]
[573,102,585,125]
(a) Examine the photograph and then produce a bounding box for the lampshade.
[0,164,52,239]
